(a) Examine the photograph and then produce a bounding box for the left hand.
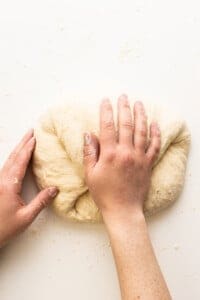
[0,129,58,247]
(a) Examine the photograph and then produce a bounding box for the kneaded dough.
[32,101,190,222]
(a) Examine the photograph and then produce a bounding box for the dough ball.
[32,101,190,222]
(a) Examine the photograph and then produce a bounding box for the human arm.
[105,210,170,300]
[83,95,171,300]
[0,129,58,247]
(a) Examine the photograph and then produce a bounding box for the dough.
[32,101,190,222]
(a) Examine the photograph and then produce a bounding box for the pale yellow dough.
[32,101,190,222]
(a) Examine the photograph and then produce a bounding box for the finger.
[19,187,58,225]
[133,101,148,152]
[118,94,133,146]
[2,129,34,171]
[83,132,99,174]
[146,122,161,165]
[8,137,36,193]
[100,98,116,149]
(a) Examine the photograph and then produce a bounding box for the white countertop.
[0,1,200,299]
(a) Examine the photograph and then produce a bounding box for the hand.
[83,97,172,300]
[0,129,58,247]
[83,95,161,224]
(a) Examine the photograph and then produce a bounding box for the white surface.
[0,0,200,299]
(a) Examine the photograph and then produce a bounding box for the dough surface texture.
[32,101,190,222]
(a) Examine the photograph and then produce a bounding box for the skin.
[0,129,58,247]
[0,97,171,299]
[83,95,172,300]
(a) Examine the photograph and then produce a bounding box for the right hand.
[83,95,161,224]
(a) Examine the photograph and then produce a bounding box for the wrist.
[102,204,145,232]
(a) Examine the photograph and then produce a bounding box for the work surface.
[0,1,200,299]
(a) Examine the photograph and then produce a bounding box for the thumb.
[20,187,58,225]
[83,132,99,173]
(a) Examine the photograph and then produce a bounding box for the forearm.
[84,98,170,298]
[104,209,171,300]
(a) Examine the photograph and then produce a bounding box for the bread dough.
[32,101,190,222]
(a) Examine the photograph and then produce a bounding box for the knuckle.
[134,153,144,166]
[12,171,22,183]
[103,120,114,130]
[13,153,25,168]
[104,149,115,161]
[154,144,160,154]
[8,151,17,160]
[0,176,11,191]
[152,131,160,139]
[121,121,132,130]
[146,147,160,165]
[37,198,48,210]
[119,148,134,164]
[41,199,48,208]
[84,146,96,158]
[146,155,154,166]
[139,128,147,137]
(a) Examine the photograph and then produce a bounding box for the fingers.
[11,136,36,181]
[83,132,99,174]
[133,101,148,152]
[12,128,34,156]
[146,122,161,165]
[19,187,58,225]
[5,137,36,195]
[100,99,116,149]
[1,129,36,194]
[3,129,34,171]
[117,94,133,146]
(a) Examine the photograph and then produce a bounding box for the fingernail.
[119,93,128,100]
[156,125,161,136]
[29,136,36,145]
[152,122,160,135]
[48,187,58,197]
[27,128,34,136]
[135,101,143,107]
[84,132,91,145]
[119,94,129,104]
[135,101,145,114]
[102,98,110,105]
[28,136,36,150]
